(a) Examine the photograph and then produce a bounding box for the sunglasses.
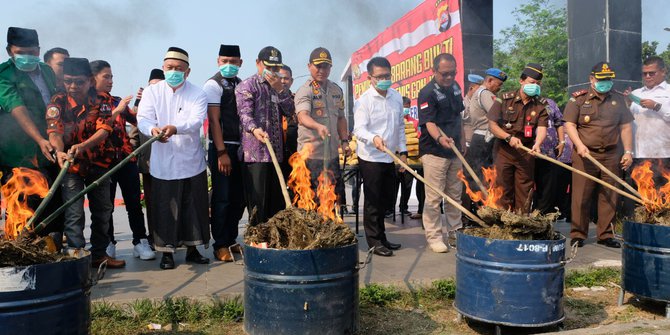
[642,71,657,77]
[437,71,456,78]
[63,78,88,86]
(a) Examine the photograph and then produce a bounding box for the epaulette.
[571,89,588,98]
[538,96,547,104]
[502,91,516,100]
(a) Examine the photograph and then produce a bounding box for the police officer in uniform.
[487,63,548,211]
[564,62,633,248]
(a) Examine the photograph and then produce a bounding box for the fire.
[458,167,504,209]
[0,168,49,240]
[631,160,670,212]
[287,144,341,222]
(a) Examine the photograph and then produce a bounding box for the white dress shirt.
[353,86,407,163]
[137,80,208,180]
[630,81,670,158]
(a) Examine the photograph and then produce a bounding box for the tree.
[493,0,568,107]
[642,40,670,72]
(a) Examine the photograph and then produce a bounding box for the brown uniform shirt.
[487,90,549,145]
[563,88,634,152]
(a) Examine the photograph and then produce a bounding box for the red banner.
[350,0,463,119]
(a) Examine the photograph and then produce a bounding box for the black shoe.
[160,253,175,270]
[383,240,401,250]
[384,210,393,218]
[373,245,393,257]
[185,249,210,264]
[400,209,411,216]
[597,238,621,248]
[570,238,584,248]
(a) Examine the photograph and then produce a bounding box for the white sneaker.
[106,242,116,258]
[133,239,156,260]
[429,241,449,253]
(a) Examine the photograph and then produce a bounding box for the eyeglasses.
[642,71,657,77]
[437,71,456,78]
[63,78,88,86]
[371,74,391,80]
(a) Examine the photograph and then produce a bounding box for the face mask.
[219,64,240,78]
[375,79,392,91]
[523,83,541,97]
[164,70,185,87]
[13,54,40,72]
[594,80,613,93]
[403,108,410,116]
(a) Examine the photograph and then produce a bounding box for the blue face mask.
[13,54,40,72]
[403,108,410,116]
[219,64,240,78]
[523,83,541,97]
[375,79,392,91]
[164,70,185,87]
[594,80,613,93]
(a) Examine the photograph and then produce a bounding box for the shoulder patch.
[538,97,547,104]
[46,106,60,119]
[569,97,576,102]
[502,92,516,100]
[571,89,588,98]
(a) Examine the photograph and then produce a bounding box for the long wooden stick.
[382,147,489,227]
[585,153,642,199]
[517,146,645,205]
[264,138,292,209]
[26,160,71,230]
[438,128,489,199]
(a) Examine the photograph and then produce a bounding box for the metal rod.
[264,138,292,209]
[517,146,645,205]
[35,132,163,234]
[438,128,489,199]
[382,147,489,227]
[26,160,71,230]
[585,153,642,199]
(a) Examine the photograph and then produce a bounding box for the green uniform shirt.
[0,60,57,168]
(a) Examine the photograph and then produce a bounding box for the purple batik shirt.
[236,73,295,163]
[540,98,573,163]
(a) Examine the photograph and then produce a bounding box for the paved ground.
[90,188,623,302]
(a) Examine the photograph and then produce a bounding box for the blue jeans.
[62,169,112,259]
[208,144,246,249]
[108,161,147,245]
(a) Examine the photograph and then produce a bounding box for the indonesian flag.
[420,102,429,110]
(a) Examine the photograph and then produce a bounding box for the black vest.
[209,72,241,142]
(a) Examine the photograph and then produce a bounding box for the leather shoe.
[185,249,210,264]
[597,238,621,248]
[570,238,584,248]
[92,255,126,269]
[214,248,234,262]
[382,241,401,250]
[373,245,393,257]
[160,253,175,270]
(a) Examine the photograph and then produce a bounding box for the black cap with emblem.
[591,61,616,79]
[258,46,283,67]
[64,57,92,77]
[522,63,543,80]
[309,47,332,65]
[7,27,39,47]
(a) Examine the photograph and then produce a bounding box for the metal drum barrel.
[622,220,670,302]
[243,243,359,335]
[0,256,92,335]
[455,232,566,327]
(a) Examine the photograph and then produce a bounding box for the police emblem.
[584,115,591,123]
[314,101,324,108]
[315,109,324,117]
[46,106,60,118]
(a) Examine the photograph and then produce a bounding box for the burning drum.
[0,256,92,335]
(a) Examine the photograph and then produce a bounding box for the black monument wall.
[460,0,493,81]
[567,0,641,93]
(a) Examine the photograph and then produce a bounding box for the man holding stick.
[564,62,633,248]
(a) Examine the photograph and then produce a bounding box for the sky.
[1,0,667,97]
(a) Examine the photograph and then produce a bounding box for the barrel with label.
[455,232,566,328]
[0,256,92,335]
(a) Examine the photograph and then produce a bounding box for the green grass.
[359,283,402,306]
[565,267,620,288]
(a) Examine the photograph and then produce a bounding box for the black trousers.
[209,144,246,249]
[533,159,560,214]
[243,162,284,225]
[358,159,396,248]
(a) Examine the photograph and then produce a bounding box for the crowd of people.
[1,25,668,269]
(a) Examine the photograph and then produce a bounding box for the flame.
[0,168,49,240]
[288,144,316,210]
[631,160,670,212]
[287,143,342,223]
[457,167,504,209]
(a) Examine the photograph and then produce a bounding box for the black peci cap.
[257,46,283,67]
[219,44,241,57]
[63,57,92,77]
[149,68,164,81]
[7,27,39,47]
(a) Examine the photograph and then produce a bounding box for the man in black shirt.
[417,53,464,253]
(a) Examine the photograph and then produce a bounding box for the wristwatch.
[653,103,662,112]
[624,150,634,155]
[504,135,512,143]
[559,140,566,145]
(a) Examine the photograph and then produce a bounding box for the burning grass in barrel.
[631,160,670,225]
[458,167,559,240]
